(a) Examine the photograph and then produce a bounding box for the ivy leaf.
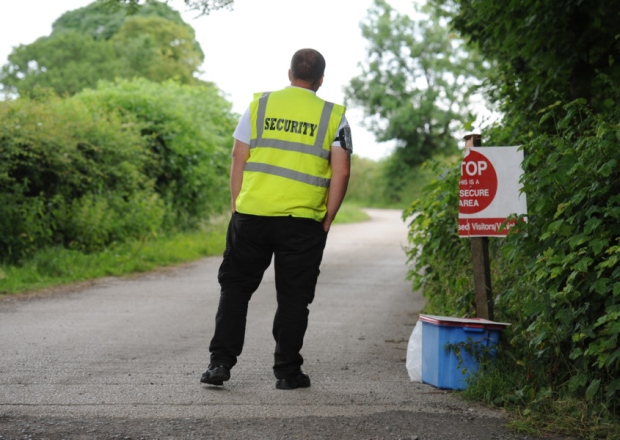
[598,252,619,271]
[592,278,610,295]
[539,111,555,125]
[568,234,587,250]
[590,238,608,256]
[574,256,593,272]
[548,219,565,234]
[568,373,587,391]
[606,206,620,219]
[550,267,564,279]
[598,159,616,177]
[572,332,587,342]
[607,379,620,399]
[569,348,583,360]
[606,350,620,369]
[585,379,601,401]
[584,217,603,235]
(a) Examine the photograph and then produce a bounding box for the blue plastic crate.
[419,315,509,390]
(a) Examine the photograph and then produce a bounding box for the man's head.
[289,48,325,91]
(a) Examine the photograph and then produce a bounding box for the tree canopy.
[344,0,489,203]
[100,0,233,16]
[52,0,194,40]
[346,0,488,167]
[112,16,204,84]
[0,1,205,97]
[430,0,620,135]
[0,32,120,97]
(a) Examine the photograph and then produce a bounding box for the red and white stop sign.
[459,150,498,214]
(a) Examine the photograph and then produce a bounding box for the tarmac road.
[0,209,554,439]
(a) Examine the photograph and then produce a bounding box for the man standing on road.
[201,48,352,390]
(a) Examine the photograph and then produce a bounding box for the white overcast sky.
[0,0,418,160]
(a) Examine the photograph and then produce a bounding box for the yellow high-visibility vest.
[236,87,345,221]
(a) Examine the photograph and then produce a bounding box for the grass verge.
[0,216,229,296]
[333,202,372,224]
[0,203,370,296]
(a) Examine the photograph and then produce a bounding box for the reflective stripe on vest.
[244,162,331,188]
[250,92,333,163]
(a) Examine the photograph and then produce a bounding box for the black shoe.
[275,371,311,390]
[200,365,230,385]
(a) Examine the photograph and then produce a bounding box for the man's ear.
[288,69,293,82]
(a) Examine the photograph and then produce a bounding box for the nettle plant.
[404,99,620,416]
[403,157,475,318]
[509,100,620,412]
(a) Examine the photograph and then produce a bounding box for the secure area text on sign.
[458,146,527,237]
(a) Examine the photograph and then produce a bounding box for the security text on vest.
[264,117,318,137]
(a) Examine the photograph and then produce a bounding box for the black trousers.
[209,212,328,379]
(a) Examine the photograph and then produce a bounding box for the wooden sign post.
[463,134,494,321]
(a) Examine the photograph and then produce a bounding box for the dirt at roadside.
[0,410,563,440]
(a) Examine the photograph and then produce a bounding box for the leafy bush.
[404,99,620,430]
[0,78,235,263]
[75,78,235,229]
[346,154,441,209]
[63,192,164,252]
[345,155,385,206]
[502,100,620,417]
[403,155,477,316]
[0,92,161,260]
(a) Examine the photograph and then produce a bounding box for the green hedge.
[75,78,236,229]
[0,92,160,259]
[404,99,620,423]
[0,79,236,263]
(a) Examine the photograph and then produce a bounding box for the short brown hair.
[290,49,326,86]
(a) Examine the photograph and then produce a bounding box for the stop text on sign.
[461,160,488,176]
[459,150,498,214]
